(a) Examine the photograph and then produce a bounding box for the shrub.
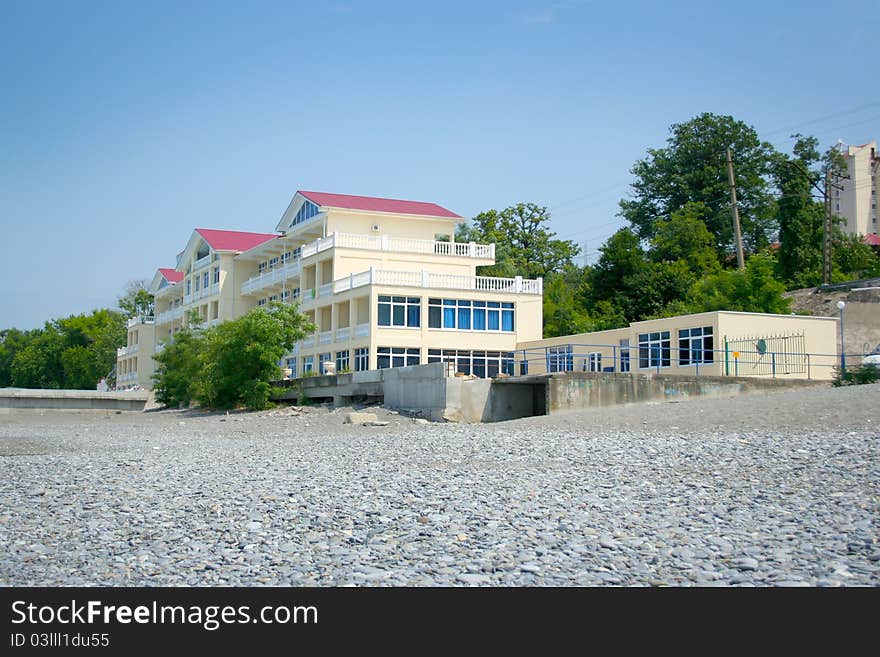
[832,364,880,387]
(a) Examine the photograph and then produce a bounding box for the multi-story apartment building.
[116,192,544,388]
[235,191,543,377]
[834,140,879,238]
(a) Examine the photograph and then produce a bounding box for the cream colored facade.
[834,140,878,237]
[119,192,545,387]
[235,193,544,376]
[516,311,839,380]
[115,315,157,390]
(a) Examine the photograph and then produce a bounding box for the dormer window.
[292,200,320,227]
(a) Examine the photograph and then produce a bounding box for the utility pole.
[823,168,833,285]
[726,147,745,270]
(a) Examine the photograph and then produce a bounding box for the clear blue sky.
[1,0,878,329]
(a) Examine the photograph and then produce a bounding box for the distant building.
[834,140,879,238]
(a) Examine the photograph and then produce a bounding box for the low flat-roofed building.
[515,311,840,380]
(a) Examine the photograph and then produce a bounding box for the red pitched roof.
[298,191,461,219]
[158,268,184,283]
[195,228,278,252]
[864,233,880,246]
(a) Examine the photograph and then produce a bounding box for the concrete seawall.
[0,388,149,412]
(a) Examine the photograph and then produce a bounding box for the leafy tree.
[457,203,579,279]
[620,113,778,256]
[152,328,205,407]
[118,279,155,318]
[687,254,791,314]
[834,233,880,280]
[0,328,30,387]
[196,303,315,410]
[649,202,721,277]
[542,266,592,337]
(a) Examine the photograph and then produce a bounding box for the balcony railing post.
[514,275,522,293]
[422,270,429,287]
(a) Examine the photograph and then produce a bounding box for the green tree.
[687,254,791,314]
[834,233,880,279]
[584,227,649,322]
[542,266,591,337]
[118,279,155,318]
[0,328,30,387]
[457,203,580,279]
[195,303,315,410]
[152,327,205,407]
[620,113,778,257]
[649,202,721,277]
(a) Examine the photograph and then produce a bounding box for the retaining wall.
[0,388,149,412]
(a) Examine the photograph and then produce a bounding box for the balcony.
[127,315,154,328]
[355,323,370,338]
[335,327,350,341]
[318,330,333,345]
[117,372,138,383]
[329,269,543,296]
[156,306,185,324]
[240,233,496,296]
[116,344,139,357]
[193,254,212,271]
[241,260,302,296]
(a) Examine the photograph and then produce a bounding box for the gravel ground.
[1,384,878,587]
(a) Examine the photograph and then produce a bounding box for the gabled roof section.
[298,191,462,219]
[158,268,184,283]
[194,228,278,252]
[864,233,880,246]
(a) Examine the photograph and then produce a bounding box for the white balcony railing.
[335,327,351,341]
[116,344,139,357]
[118,372,138,383]
[318,282,333,297]
[241,261,302,296]
[318,330,333,345]
[331,269,543,296]
[355,323,370,338]
[127,315,154,328]
[156,306,185,324]
[183,294,192,305]
[193,254,212,271]
[302,335,316,348]
[240,233,496,296]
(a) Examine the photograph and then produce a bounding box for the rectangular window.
[258,298,267,306]
[336,350,350,373]
[213,267,220,284]
[428,349,515,378]
[427,298,514,332]
[547,345,573,373]
[678,326,714,366]
[354,347,369,372]
[587,352,602,372]
[269,294,279,303]
[639,331,671,369]
[378,295,420,328]
[203,272,209,289]
[258,262,267,274]
[619,339,630,373]
[302,355,314,373]
[194,276,199,291]
[319,353,332,374]
[285,358,297,378]
[268,256,280,269]
[281,290,291,302]
[377,347,420,369]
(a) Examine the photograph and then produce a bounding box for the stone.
[343,412,378,424]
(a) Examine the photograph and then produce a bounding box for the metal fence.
[512,338,846,380]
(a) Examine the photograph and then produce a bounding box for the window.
[318,353,332,374]
[302,355,314,374]
[292,200,320,227]
[336,350,350,372]
[547,345,573,372]
[285,358,297,378]
[194,276,200,291]
[427,349,514,377]
[427,298,515,332]
[639,331,671,369]
[619,339,631,373]
[587,352,602,372]
[377,347,420,369]
[268,256,280,269]
[203,272,209,289]
[258,298,267,306]
[378,296,420,327]
[281,290,291,302]
[678,326,714,365]
[269,294,279,303]
[354,347,369,372]
[258,262,267,274]
[213,267,220,284]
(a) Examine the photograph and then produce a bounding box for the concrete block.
[343,412,378,424]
